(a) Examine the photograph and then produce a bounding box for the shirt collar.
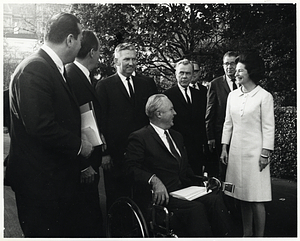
[226,75,234,84]
[238,85,261,97]
[74,60,90,81]
[41,45,64,73]
[150,122,166,138]
[178,83,191,92]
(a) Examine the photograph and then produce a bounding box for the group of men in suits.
[6,9,238,238]
[6,12,157,238]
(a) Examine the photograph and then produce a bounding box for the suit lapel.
[222,75,231,94]
[114,74,133,104]
[148,125,181,167]
[174,85,190,106]
[38,49,78,105]
[71,63,101,103]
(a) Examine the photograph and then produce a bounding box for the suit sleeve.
[95,79,114,156]
[12,60,81,159]
[205,81,216,140]
[125,132,153,184]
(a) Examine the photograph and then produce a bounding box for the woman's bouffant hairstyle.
[235,52,265,84]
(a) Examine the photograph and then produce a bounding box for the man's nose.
[128,59,134,65]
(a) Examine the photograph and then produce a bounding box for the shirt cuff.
[81,167,89,172]
[78,143,82,156]
[148,174,156,184]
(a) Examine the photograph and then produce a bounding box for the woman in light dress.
[220,52,275,237]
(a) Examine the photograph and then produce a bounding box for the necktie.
[184,87,191,104]
[165,130,181,164]
[193,83,197,89]
[232,78,237,90]
[126,77,135,98]
[62,67,68,81]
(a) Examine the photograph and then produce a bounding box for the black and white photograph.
[2,2,297,239]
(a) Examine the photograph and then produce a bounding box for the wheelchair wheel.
[106,197,149,237]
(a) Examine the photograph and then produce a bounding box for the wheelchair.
[106,176,225,238]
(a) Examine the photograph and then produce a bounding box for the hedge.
[271,106,297,181]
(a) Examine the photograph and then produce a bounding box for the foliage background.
[71,3,296,106]
[70,3,297,180]
[3,3,297,180]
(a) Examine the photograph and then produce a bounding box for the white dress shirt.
[226,75,236,92]
[74,60,91,83]
[178,84,192,103]
[117,72,135,96]
[41,45,65,80]
[150,123,181,156]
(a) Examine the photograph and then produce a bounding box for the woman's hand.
[259,149,271,172]
[220,144,229,165]
[259,156,270,172]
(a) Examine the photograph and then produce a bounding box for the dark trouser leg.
[196,190,233,236]
[15,194,78,237]
[104,169,131,212]
[74,172,104,237]
[167,197,212,237]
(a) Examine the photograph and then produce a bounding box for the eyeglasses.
[223,62,236,67]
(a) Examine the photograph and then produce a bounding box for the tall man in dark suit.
[95,43,157,210]
[164,59,207,175]
[206,51,238,181]
[65,30,105,237]
[126,94,232,237]
[5,13,94,237]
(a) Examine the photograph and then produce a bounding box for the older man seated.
[125,94,233,237]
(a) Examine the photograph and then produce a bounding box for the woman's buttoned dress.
[221,85,275,202]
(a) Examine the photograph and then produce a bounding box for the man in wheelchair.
[125,94,233,237]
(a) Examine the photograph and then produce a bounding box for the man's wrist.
[148,174,156,184]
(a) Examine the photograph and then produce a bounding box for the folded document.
[80,102,103,147]
[170,186,211,201]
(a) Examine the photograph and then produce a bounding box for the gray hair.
[145,94,168,119]
[114,42,136,58]
[175,59,194,72]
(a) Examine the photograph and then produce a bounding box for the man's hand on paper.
[101,155,113,170]
[81,166,97,184]
[150,176,169,206]
[80,136,94,158]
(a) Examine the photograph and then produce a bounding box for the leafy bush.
[271,106,297,181]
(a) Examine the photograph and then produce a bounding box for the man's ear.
[114,57,119,66]
[89,48,94,58]
[66,34,74,47]
[155,111,161,119]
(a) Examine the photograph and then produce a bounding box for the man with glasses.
[206,51,238,181]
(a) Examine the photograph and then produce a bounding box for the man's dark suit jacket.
[65,62,102,171]
[125,125,233,236]
[65,62,104,237]
[126,125,194,193]
[6,48,82,202]
[206,75,230,142]
[95,73,157,165]
[164,85,207,174]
